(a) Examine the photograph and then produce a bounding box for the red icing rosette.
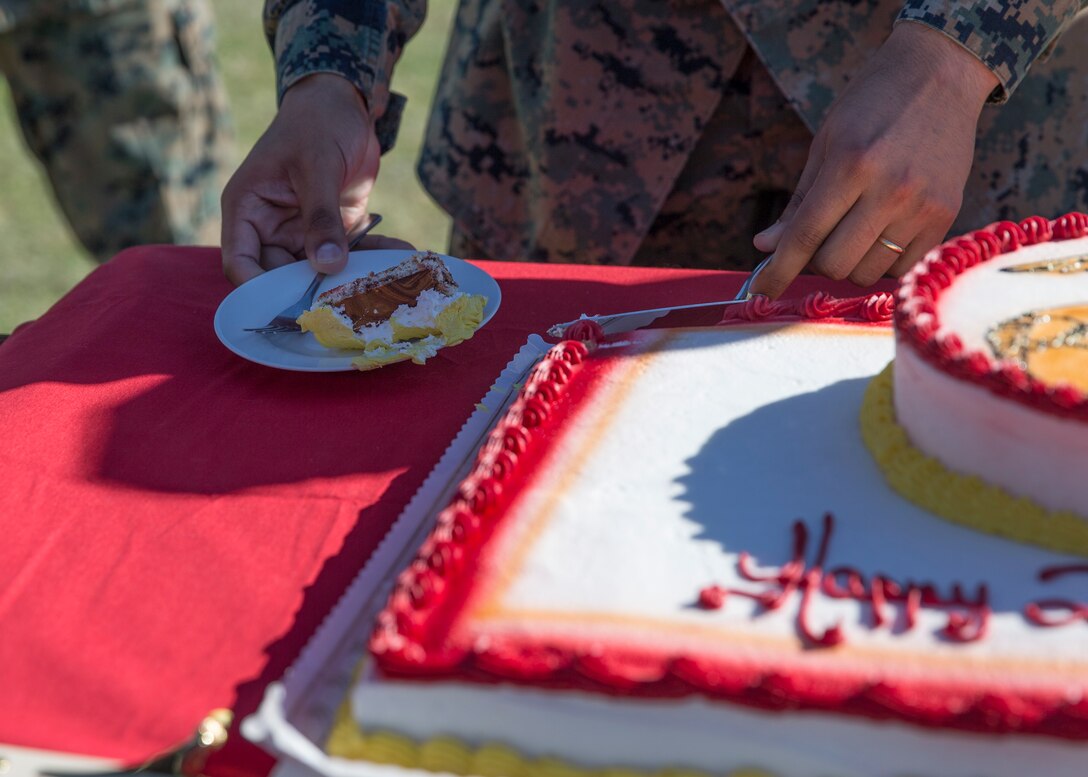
[896,212,1088,421]
[801,291,838,319]
[718,291,895,325]
[562,318,605,345]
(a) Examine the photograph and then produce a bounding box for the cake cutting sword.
[546,255,772,338]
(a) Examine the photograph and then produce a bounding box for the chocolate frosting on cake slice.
[317,252,458,331]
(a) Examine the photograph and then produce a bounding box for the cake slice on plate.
[298,251,486,370]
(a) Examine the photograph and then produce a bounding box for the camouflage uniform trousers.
[0,0,232,262]
[446,14,809,271]
[444,5,1088,272]
[448,51,805,270]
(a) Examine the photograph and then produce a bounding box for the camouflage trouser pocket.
[0,0,232,261]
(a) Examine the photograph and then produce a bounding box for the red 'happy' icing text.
[1025,564,1088,627]
[698,514,991,646]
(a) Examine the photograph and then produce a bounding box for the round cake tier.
[885,213,1088,549]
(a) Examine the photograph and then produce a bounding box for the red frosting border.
[896,212,1088,420]
[369,313,1088,740]
[718,290,895,324]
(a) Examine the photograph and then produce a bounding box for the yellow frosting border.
[860,362,1088,557]
[325,696,775,777]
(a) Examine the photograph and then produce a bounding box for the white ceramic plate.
[214,250,502,372]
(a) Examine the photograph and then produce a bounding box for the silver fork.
[244,214,382,334]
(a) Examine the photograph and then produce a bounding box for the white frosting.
[391,288,462,328]
[894,344,1088,515]
[896,240,1088,516]
[354,319,395,346]
[351,324,1088,776]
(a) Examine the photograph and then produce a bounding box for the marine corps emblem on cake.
[989,255,1088,392]
[987,304,1088,393]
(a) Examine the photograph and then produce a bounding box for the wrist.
[888,21,1001,111]
[282,73,371,120]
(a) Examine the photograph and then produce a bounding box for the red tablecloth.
[0,246,894,774]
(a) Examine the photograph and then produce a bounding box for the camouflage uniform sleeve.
[896,1,1088,102]
[263,0,426,152]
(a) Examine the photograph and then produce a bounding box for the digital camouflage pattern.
[265,0,425,153]
[0,0,232,261]
[265,0,1088,269]
[897,0,1087,96]
[0,1,137,33]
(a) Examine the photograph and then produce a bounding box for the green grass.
[0,0,455,334]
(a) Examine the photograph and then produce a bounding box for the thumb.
[752,220,785,253]
[298,155,351,276]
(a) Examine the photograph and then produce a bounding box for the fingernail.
[755,220,782,238]
[315,242,343,266]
